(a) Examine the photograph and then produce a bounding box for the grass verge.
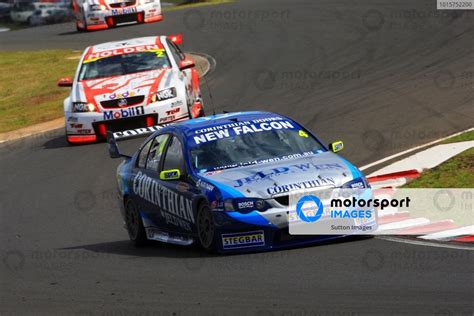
[441,130,474,144]
[0,49,78,133]
[404,131,474,188]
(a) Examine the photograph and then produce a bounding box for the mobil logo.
[103,106,144,120]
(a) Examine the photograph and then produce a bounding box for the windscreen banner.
[288,188,473,235]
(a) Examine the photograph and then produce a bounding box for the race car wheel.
[76,12,87,32]
[65,128,75,145]
[125,199,148,247]
[76,22,83,32]
[197,202,216,252]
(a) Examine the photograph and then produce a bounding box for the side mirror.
[329,141,344,153]
[160,169,181,181]
[178,59,195,71]
[167,34,183,45]
[57,77,73,87]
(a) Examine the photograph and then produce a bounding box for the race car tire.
[65,128,75,145]
[124,199,148,247]
[76,12,87,32]
[196,202,216,252]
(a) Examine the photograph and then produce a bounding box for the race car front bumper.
[212,206,374,253]
[66,113,180,144]
[65,99,200,144]
[83,2,162,30]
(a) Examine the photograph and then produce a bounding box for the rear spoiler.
[106,124,168,159]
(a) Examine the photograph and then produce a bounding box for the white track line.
[420,225,474,240]
[360,127,474,171]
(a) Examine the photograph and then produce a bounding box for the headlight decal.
[90,4,105,11]
[224,198,270,213]
[151,87,176,103]
[72,102,96,113]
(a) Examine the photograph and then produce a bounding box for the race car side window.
[167,40,185,63]
[146,134,170,172]
[137,139,153,169]
[162,136,185,173]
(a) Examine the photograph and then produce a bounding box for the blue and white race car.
[108,111,370,253]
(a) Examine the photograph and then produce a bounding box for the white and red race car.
[72,0,162,32]
[57,35,204,144]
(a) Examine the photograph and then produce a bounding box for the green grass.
[441,130,474,144]
[403,130,474,188]
[404,147,474,188]
[0,50,78,133]
[402,133,473,224]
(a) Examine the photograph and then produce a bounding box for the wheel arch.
[193,195,208,214]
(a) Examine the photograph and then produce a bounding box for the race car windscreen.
[188,120,325,173]
[78,51,171,80]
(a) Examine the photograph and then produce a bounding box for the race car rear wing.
[106,124,169,159]
[112,125,167,141]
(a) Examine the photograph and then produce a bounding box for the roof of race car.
[88,36,164,53]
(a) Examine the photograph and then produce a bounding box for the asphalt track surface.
[1,0,473,314]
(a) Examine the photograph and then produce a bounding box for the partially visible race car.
[58,35,204,144]
[72,0,162,31]
[107,111,372,254]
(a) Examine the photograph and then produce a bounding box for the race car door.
[156,135,198,235]
[134,133,170,230]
